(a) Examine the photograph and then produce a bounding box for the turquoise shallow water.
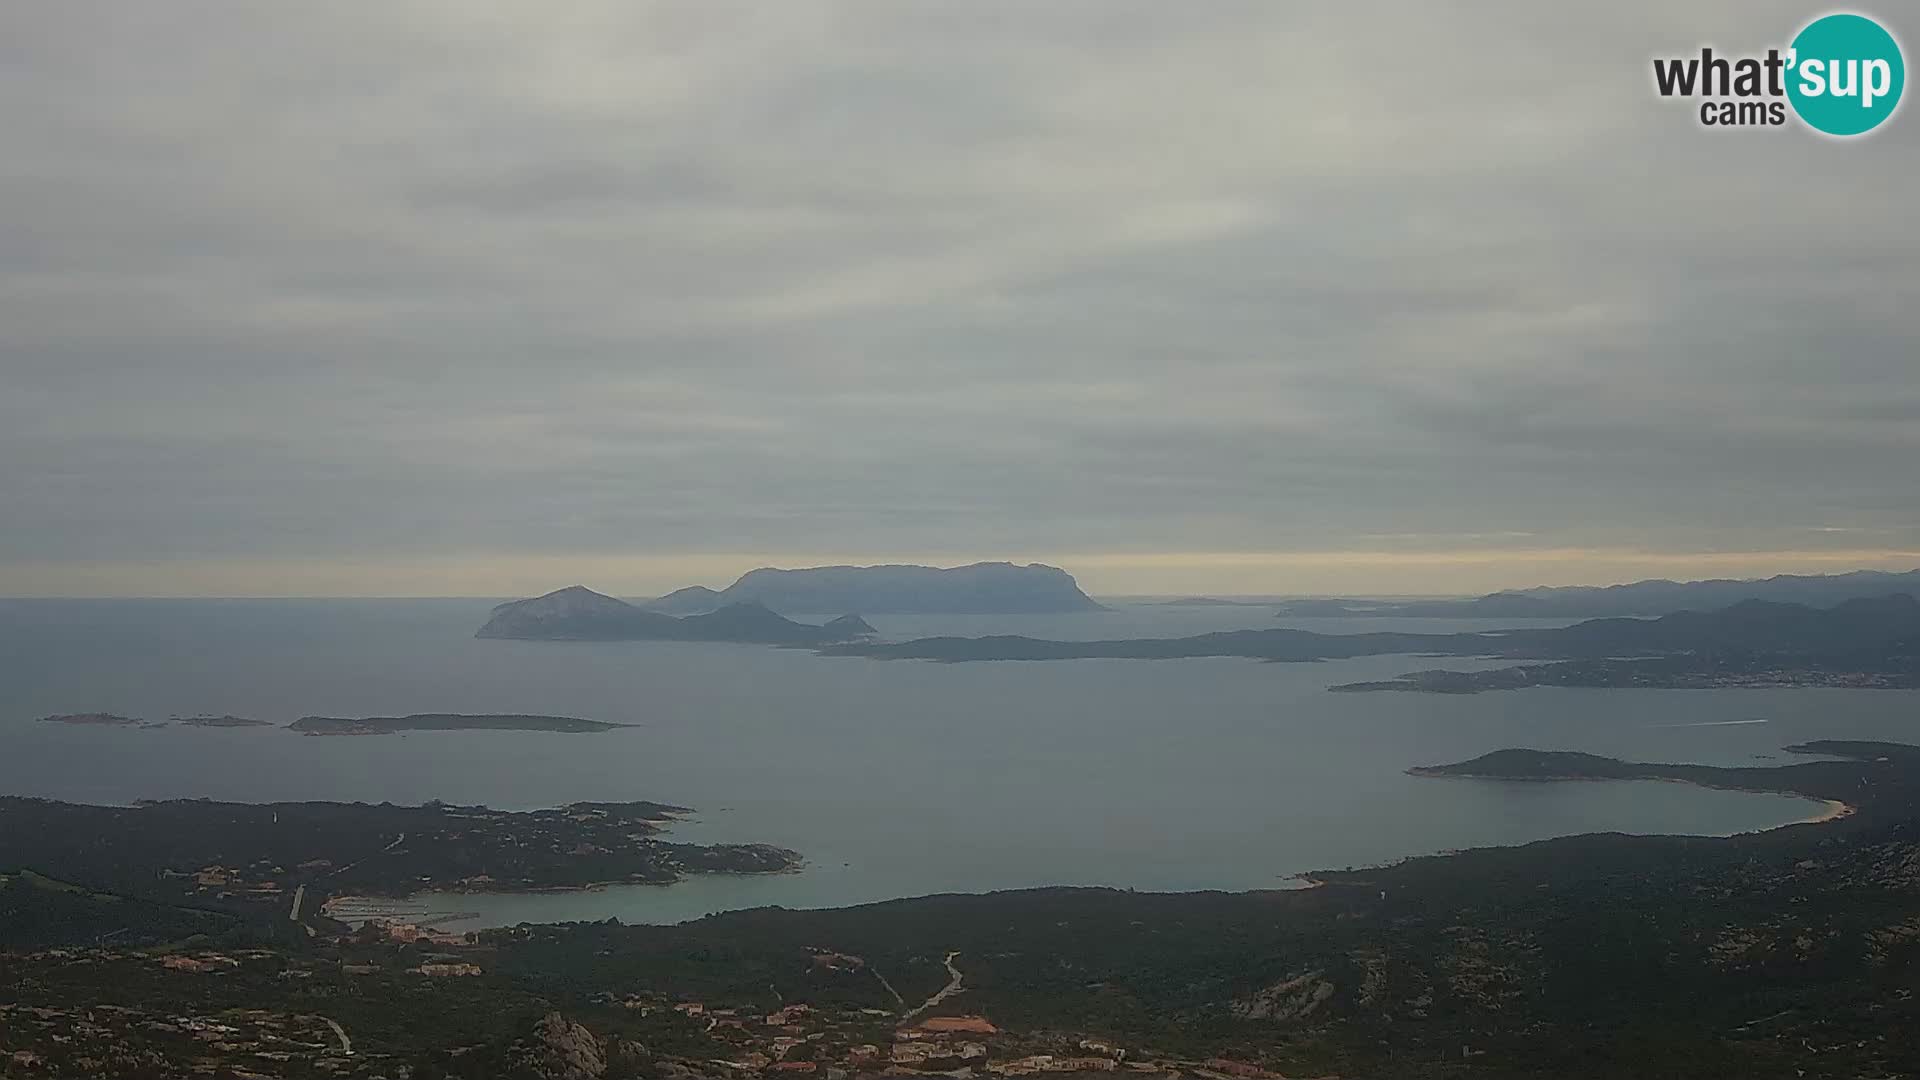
[1,598,1904,925]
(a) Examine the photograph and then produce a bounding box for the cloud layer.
[4,2,1917,594]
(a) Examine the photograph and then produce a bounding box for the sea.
[3,597,1912,927]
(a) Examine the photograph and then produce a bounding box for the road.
[323,1017,352,1056]
[329,832,405,879]
[871,966,906,1008]
[903,951,964,1019]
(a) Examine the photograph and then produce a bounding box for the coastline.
[1406,765,1860,834]
[322,857,810,923]
[1801,798,1856,825]
[336,775,1839,931]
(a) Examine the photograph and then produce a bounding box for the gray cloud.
[3,1,1918,592]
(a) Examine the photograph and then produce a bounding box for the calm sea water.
[2,598,1911,926]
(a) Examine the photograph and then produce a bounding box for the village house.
[411,962,483,977]
[158,954,239,974]
[382,922,469,946]
[892,1043,937,1066]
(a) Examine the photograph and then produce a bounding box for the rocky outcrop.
[508,1013,607,1080]
[1229,970,1336,1021]
[502,1014,658,1080]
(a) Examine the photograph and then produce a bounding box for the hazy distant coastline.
[1273,568,1920,619]
[826,595,1920,693]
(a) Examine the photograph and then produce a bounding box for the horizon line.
[2,549,1917,601]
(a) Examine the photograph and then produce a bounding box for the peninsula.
[0,794,799,925]
[1404,741,1891,807]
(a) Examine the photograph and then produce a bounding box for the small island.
[289,713,631,735]
[173,714,272,728]
[37,712,143,726]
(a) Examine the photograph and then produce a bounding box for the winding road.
[903,951,964,1019]
[323,1017,352,1056]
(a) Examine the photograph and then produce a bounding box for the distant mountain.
[675,601,857,644]
[645,561,1105,614]
[476,586,875,645]
[1271,568,1920,619]
[648,584,723,613]
[479,585,684,638]
[822,613,879,637]
[828,593,1920,664]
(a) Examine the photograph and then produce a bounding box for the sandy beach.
[1801,799,1856,825]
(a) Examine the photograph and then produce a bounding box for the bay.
[1,597,1899,926]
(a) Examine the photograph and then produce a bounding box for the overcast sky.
[4,2,1918,597]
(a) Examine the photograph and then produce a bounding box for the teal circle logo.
[1787,13,1905,136]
